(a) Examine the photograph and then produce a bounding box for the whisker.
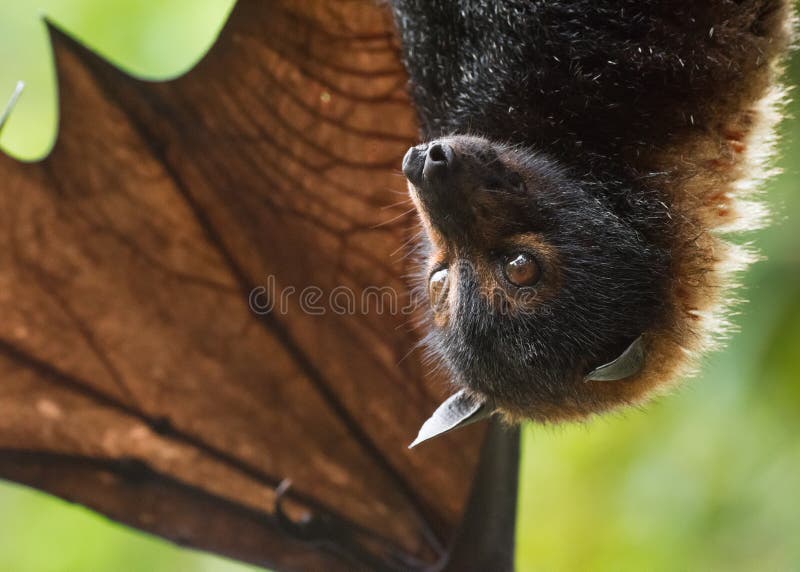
[372,206,417,229]
[382,198,413,210]
[396,338,426,366]
[391,234,420,257]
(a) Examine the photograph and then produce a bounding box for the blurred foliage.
[0,1,798,571]
[0,481,259,572]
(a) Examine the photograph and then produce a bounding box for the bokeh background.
[0,1,798,570]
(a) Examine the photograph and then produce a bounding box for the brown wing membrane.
[0,1,485,569]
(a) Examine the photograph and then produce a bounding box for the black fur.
[391,0,789,419]
[391,1,785,170]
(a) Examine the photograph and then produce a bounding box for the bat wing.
[0,1,487,569]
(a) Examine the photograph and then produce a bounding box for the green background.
[1,1,798,570]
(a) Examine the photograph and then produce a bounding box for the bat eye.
[503,253,541,287]
[428,268,449,309]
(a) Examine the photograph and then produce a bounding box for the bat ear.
[0,81,24,134]
[409,390,494,449]
[585,336,645,382]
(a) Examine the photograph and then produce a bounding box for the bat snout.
[402,141,457,189]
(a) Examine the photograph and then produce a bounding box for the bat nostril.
[428,143,448,163]
[423,142,455,179]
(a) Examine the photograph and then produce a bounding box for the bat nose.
[423,142,454,180]
[402,141,456,186]
[402,145,423,184]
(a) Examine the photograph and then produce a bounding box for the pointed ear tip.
[585,335,645,382]
[408,434,426,449]
[408,389,495,449]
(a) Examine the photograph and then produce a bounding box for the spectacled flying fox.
[389,0,795,445]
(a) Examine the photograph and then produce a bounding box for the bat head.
[403,135,669,422]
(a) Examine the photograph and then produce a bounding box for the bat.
[392,0,795,445]
[0,1,793,569]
